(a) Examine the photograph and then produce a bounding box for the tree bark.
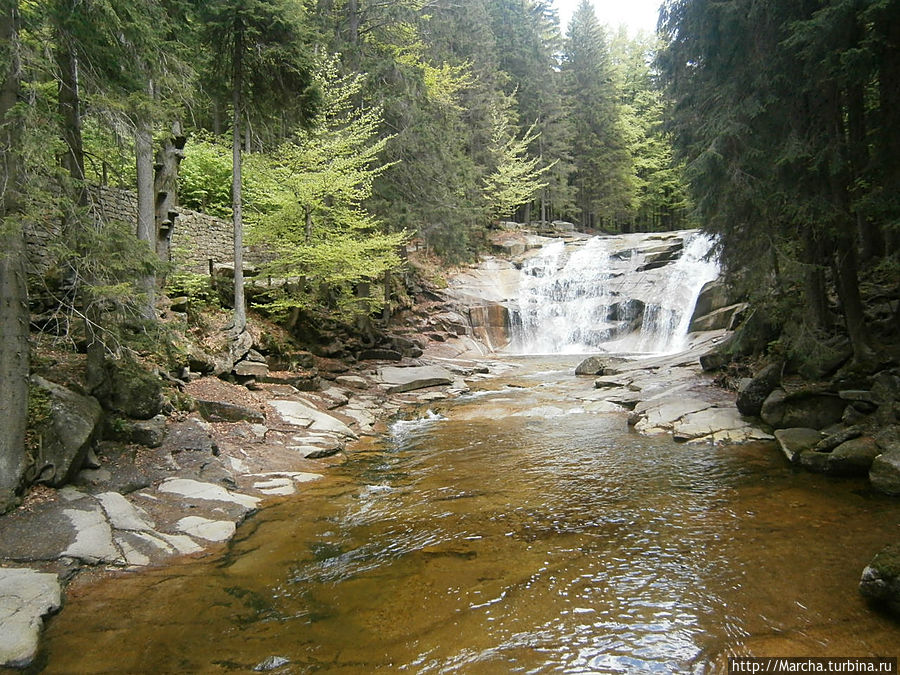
[231,30,247,334]
[135,115,156,318]
[833,239,873,363]
[0,0,28,509]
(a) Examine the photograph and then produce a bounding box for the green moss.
[870,543,900,579]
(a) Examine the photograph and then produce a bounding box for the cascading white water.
[630,232,720,353]
[508,231,719,355]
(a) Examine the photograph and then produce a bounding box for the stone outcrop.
[30,376,104,487]
[870,448,900,496]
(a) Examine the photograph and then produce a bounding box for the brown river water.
[36,357,900,673]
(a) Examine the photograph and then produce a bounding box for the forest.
[1,0,899,511]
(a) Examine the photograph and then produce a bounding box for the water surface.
[39,357,900,673]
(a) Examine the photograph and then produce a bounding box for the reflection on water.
[39,358,900,673]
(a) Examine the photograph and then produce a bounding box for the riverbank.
[28,350,900,672]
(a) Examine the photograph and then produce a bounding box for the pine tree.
[563,0,634,230]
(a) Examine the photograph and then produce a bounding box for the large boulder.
[760,388,846,430]
[30,376,104,487]
[736,362,783,416]
[870,448,900,496]
[91,358,163,420]
[575,356,608,376]
[826,436,880,477]
[859,542,900,617]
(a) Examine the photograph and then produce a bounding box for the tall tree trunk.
[0,0,27,510]
[833,238,873,363]
[231,32,247,335]
[135,115,156,318]
[845,83,884,261]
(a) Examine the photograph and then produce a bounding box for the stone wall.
[25,186,257,275]
[96,186,242,273]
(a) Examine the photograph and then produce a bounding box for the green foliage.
[482,97,553,220]
[178,134,233,217]
[242,54,409,320]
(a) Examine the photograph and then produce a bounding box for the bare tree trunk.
[135,115,156,318]
[231,33,247,334]
[833,239,874,364]
[0,0,28,510]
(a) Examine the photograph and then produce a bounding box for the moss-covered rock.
[859,542,900,617]
[92,358,164,420]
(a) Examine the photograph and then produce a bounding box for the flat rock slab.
[0,568,61,668]
[158,478,260,510]
[62,504,122,564]
[672,408,752,442]
[270,400,357,438]
[96,492,156,532]
[176,516,236,542]
[378,366,454,394]
[635,398,713,432]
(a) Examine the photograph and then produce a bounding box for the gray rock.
[335,375,368,389]
[175,516,236,542]
[105,414,167,448]
[0,568,61,668]
[233,360,269,378]
[62,503,122,564]
[671,407,751,441]
[827,436,880,477]
[91,358,164,420]
[870,449,900,496]
[270,399,357,438]
[689,302,748,332]
[378,365,454,394]
[30,376,104,487]
[760,388,846,430]
[736,362,783,417]
[196,400,265,424]
[859,542,900,616]
[774,428,822,463]
[690,279,733,320]
[814,426,863,453]
[96,492,155,532]
[158,478,261,510]
[575,356,608,376]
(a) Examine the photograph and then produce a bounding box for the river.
[35,355,900,673]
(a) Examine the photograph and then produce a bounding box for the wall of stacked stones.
[25,186,253,275]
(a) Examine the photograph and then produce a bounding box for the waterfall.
[508,231,719,355]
